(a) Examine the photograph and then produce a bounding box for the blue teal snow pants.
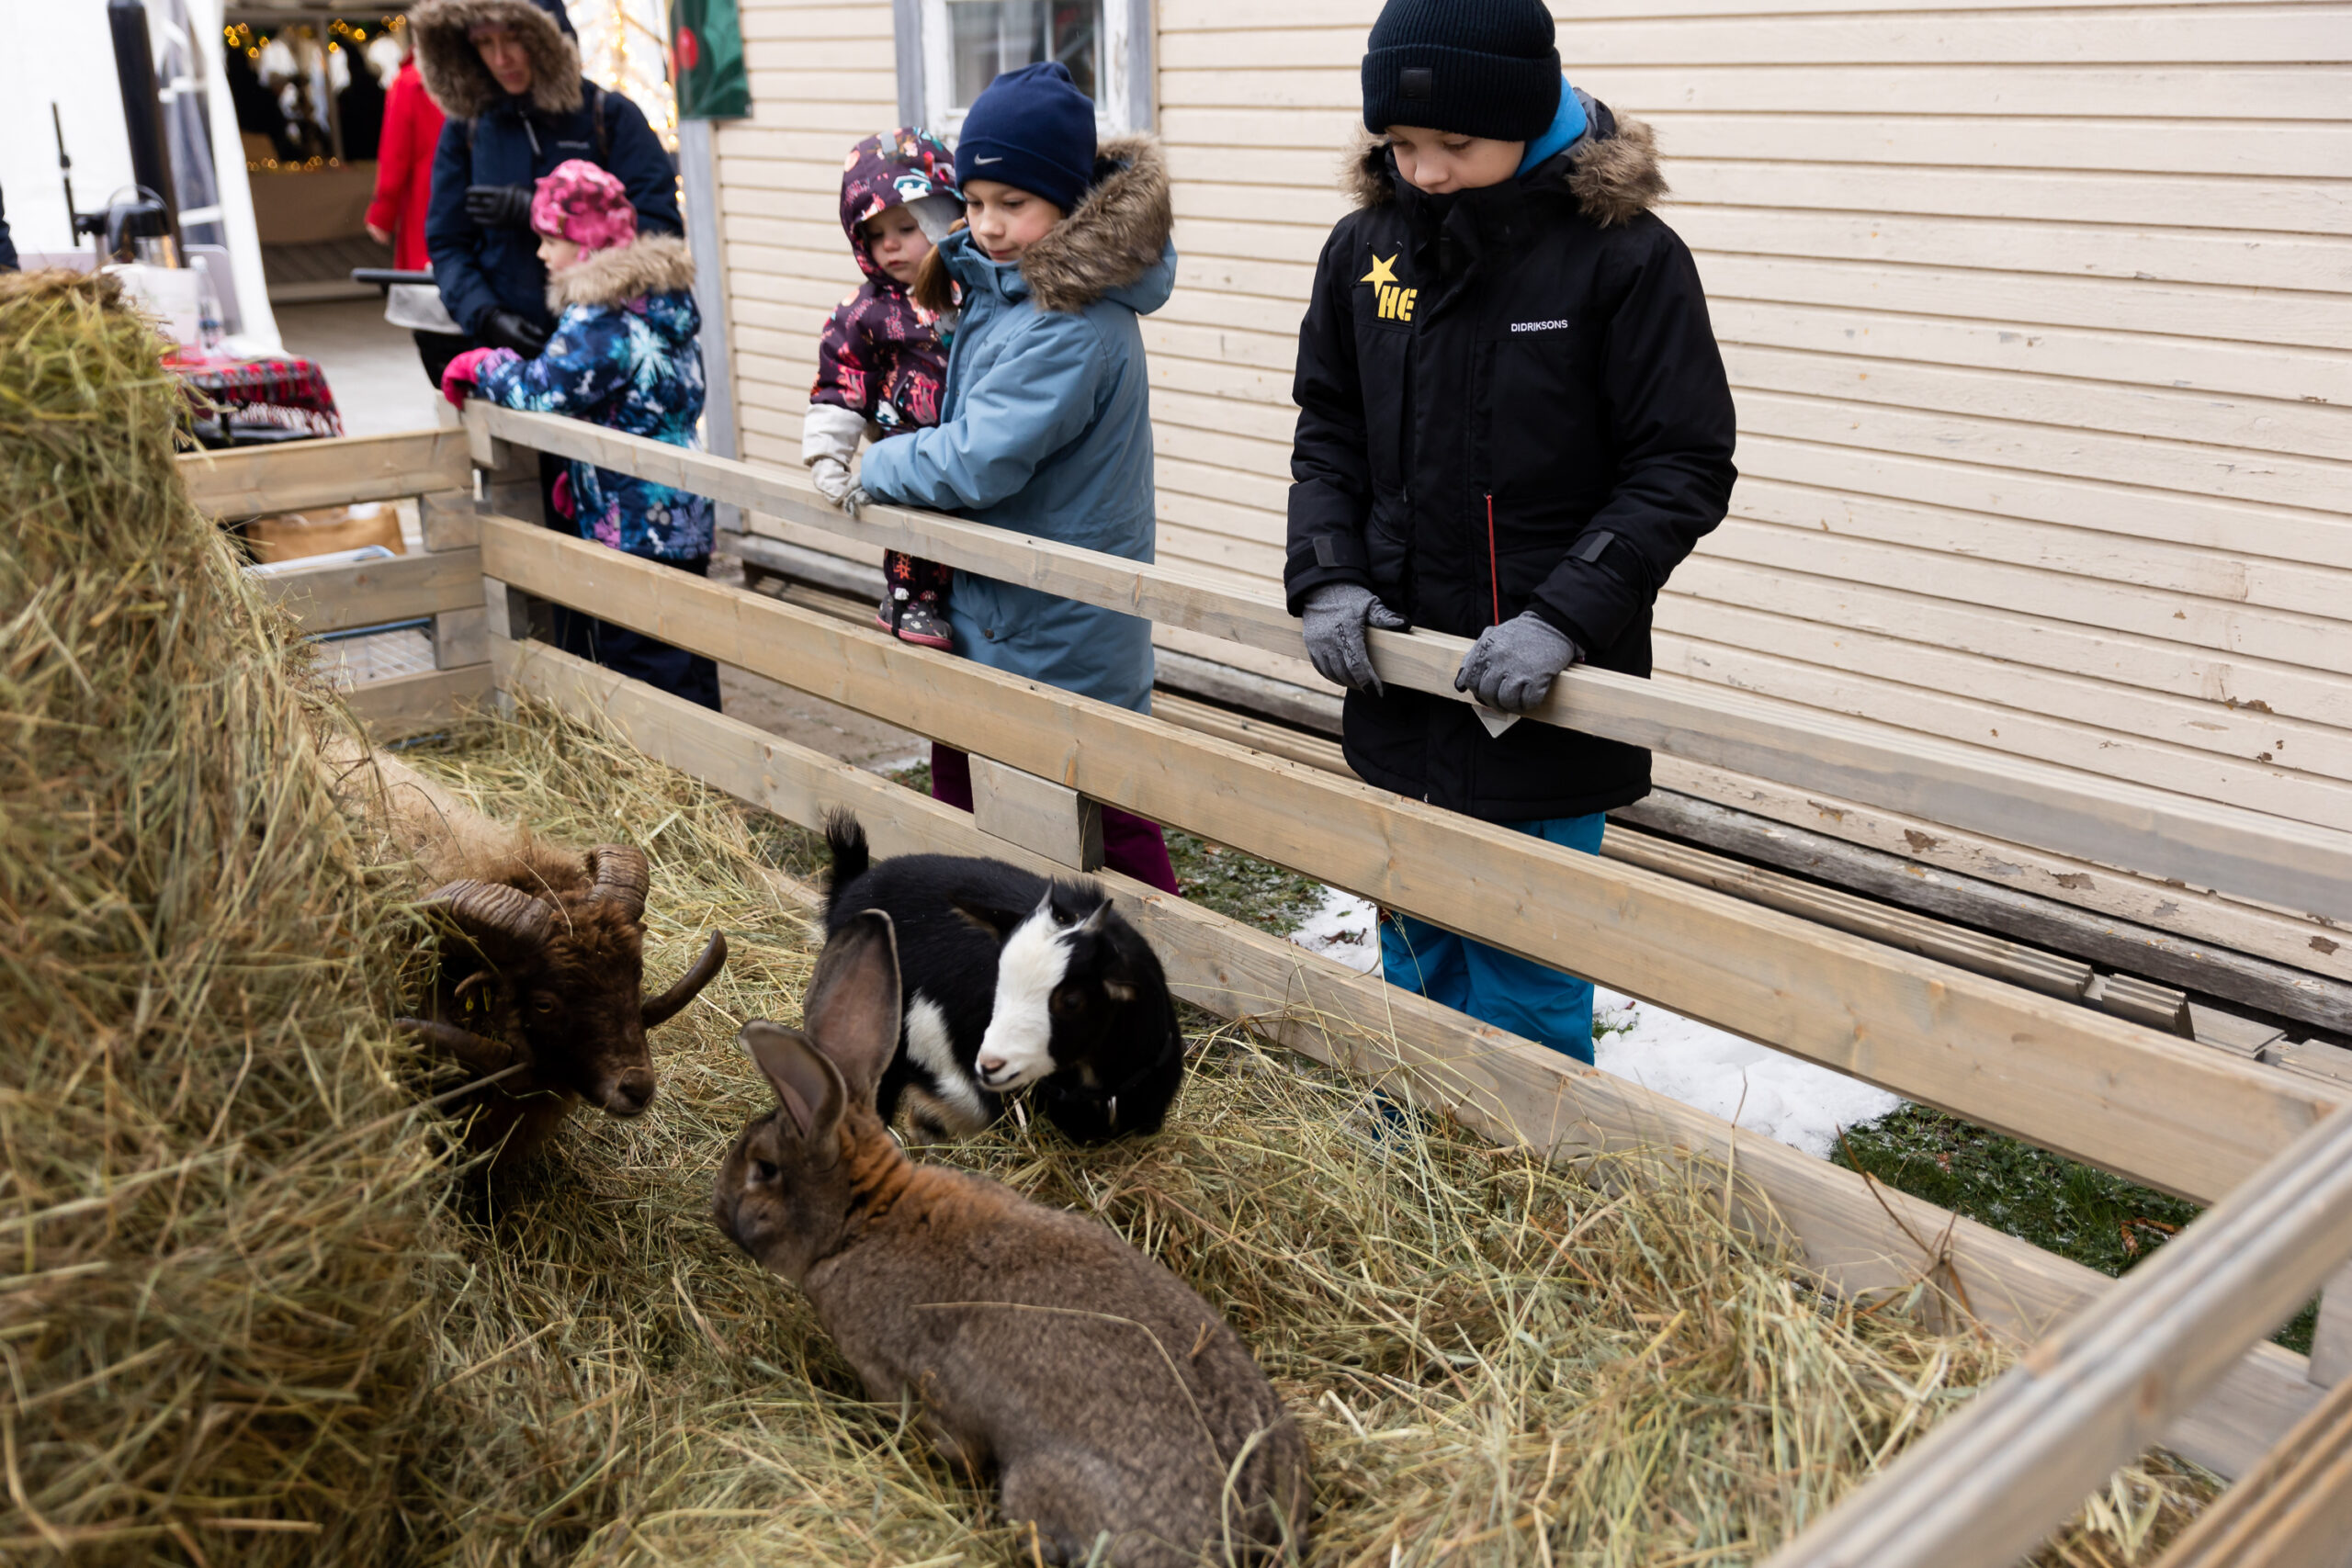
[1378,813,1607,1064]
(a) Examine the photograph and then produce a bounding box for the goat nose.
[976,1055,1005,1077]
[608,1068,657,1115]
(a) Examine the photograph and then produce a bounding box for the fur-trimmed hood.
[546,233,695,313]
[1344,97,1667,230]
[1013,134,1174,313]
[410,0,582,119]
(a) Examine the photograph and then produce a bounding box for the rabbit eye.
[752,1159,780,1185]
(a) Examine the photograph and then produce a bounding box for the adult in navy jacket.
[410,0,680,359]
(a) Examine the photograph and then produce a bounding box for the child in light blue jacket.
[853,62,1180,891]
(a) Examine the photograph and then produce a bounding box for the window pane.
[946,0,1098,111]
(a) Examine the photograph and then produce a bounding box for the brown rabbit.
[712,910,1310,1566]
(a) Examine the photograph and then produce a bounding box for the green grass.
[1164,829,1327,936]
[1833,1104,2318,1353]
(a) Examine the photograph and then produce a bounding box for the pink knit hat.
[531,159,638,252]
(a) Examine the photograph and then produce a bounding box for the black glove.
[479,309,550,357]
[464,183,536,230]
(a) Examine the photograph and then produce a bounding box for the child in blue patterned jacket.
[443,157,720,709]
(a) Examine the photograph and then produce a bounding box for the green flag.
[673,0,750,120]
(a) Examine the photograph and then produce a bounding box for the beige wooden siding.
[714,0,2352,977]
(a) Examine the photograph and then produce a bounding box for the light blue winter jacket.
[857,136,1175,713]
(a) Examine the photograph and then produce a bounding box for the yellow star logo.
[1360,252,1400,288]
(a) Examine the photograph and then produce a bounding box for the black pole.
[107,0,178,244]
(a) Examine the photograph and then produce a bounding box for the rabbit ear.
[803,909,904,1106]
[741,1021,845,1154]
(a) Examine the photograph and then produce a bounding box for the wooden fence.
[177,416,2352,1568]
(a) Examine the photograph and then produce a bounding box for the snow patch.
[1290,886,1381,974]
[1593,988,1903,1160]
[1285,890,1903,1159]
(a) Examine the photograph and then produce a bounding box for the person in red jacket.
[366,53,469,379]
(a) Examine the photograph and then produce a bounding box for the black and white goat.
[820,813,1183,1145]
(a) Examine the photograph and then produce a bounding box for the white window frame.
[894,0,1153,141]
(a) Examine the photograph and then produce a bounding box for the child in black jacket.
[1284,0,1737,1062]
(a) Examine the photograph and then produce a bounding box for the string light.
[569,0,677,146]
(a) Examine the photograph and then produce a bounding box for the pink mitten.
[439,346,517,408]
[550,469,575,520]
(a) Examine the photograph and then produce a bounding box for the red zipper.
[1485,492,1501,627]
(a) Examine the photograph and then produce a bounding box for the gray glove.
[1301,582,1409,695]
[841,484,873,521]
[809,456,854,506]
[1454,611,1581,714]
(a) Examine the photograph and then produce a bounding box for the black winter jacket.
[1285,105,1736,822]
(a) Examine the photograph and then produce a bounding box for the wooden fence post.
[970,756,1105,872]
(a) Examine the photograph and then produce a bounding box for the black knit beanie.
[1362,0,1563,142]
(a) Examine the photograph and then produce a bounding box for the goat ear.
[803,909,903,1105]
[740,1021,844,1152]
[950,897,1026,942]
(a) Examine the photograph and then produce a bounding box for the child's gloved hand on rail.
[439,345,517,408]
[1454,612,1581,714]
[809,457,855,506]
[1302,582,1410,695]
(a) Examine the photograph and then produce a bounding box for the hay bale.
[0,272,442,1561]
[387,698,2214,1567]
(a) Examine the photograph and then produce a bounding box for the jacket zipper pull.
[1486,492,1501,627]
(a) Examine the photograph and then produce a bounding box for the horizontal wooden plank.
[2150,1368,2352,1568]
[1594,63,2352,121]
[1733,435,2352,571]
[1735,390,2348,515]
[1719,343,2348,464]
[470,403,2352,922]
[1617,787,2352,1032]
[1688,522,2352,707]
[252,547,484,634]
[478,512,2348,1206]
[1698,252,2352,355]
[1709,299,2352,409]
[493,628,2315,1481]
[1761,1098,2352,1568]
[1556,8,2352,68]
[1667,204,2352,296]
[340,662,491,740]
[1646,617,2352,827]
[178,428,473,517]
[1658,561,2352,772]
[1157,10,2352,69]
[1722,479,2352,634]
[1642,110,2352,182]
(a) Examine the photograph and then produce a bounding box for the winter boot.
[891,591,954,650]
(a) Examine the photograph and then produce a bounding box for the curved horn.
[424,879,558,955]
[642,931,729,1028]
[585,844,650,922]
[397,1016,528,1077]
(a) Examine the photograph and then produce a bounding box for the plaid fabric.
[170,353,345,438]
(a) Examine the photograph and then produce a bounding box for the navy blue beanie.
[955,62,1098,216]
[1363,0,1562,142]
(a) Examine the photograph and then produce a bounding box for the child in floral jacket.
[442,158,721,709]
[803,129,963,649]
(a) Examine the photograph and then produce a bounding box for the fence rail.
[468,400,2352,926]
